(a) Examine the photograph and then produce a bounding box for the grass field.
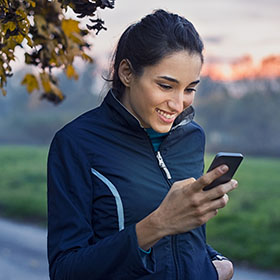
[0,146,280,269]
[0,146,48,224]
[205,154,280,270]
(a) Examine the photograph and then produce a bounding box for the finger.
[182,177,197,184]
[206,180,238,201]
[210,194,229,210]
[199,209,220,225]
[175,177,196,190]
[196,194,228,218]
[193,165,229,191]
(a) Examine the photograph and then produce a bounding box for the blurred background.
[0,0,280,279]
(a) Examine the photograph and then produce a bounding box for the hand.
[136,165,238,250]
[154,164,238,236]
[212,260,234,280]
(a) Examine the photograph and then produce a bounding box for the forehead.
[142,51,202,83]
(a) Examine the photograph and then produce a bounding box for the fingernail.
[220,165,229,173]
[232,179,238,188]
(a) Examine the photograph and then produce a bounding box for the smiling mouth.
[156,108,176,120]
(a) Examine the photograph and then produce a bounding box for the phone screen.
[203,152,244,191]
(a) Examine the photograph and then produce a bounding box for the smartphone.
[203,152,244,191]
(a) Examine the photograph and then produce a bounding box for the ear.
[118,59,133,87]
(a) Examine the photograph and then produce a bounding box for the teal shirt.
[145,128,169,151]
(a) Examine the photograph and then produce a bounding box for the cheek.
[184,93,195,108]
[141,86,160,108]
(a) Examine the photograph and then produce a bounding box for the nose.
[167,91,185,113]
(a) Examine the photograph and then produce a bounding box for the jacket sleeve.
[47,130,155,280]
[206,244,223,259]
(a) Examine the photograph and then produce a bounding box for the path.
[0,217,279,280]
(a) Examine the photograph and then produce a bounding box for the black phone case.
[204,152,243,191]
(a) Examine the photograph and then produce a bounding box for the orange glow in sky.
[202,55,280,81]
[91,0,280,68]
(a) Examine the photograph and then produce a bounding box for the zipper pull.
[156,151,172,180]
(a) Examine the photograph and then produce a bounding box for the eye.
[185,88,197,94]
[158,83,172,90]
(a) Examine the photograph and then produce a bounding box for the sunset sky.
[9,0,280,81]
[90,0,280,76]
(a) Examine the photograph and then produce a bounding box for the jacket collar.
[104,89,143,131]
[171,106,195,131]
[104,89,195,132]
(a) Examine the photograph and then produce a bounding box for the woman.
[47,9,237,280]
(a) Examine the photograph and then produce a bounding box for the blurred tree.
[195,77,280,157]
[0,0,114,103]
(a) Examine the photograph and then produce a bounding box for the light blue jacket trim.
[139,247,152,254]
[91,168,124,231]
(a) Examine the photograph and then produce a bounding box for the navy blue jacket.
[47,90,220,279]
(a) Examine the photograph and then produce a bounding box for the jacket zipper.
[144,132,180,279]
[156,151,171,180]
[155,151,180,280]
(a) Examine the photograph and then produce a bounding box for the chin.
[152,125,172,133]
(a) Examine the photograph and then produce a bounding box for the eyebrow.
[157,76,200,86]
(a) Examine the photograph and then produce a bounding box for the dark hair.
[111,9,204,95]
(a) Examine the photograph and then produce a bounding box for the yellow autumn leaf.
[49,57,58,67]
[69,32,84,44]
[40,72,52,92]
[48,23,60,35]
[21,73,39,93]
[16,9,28,20]
[34,15,47,27]
[26,35,33,47]
[81,53,93,63]
[62,19,80,37]
[14,33,24,44]
[65,48,82,63]
[3,21,16,33]
[1,0,8,7]
[66,64,79,80]
[1,88,7,96]
[0,64,6,76]
[34,15,48,37]
[66,65,79,80]
[50,83,64,100]
[57,52,68,65]
[26,0,36,8]
[16,10,30,34]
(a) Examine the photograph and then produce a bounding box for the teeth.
[156,109,175,119]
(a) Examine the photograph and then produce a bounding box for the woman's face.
[120,51,202,133]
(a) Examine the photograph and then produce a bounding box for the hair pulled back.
[111,9,204,95]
